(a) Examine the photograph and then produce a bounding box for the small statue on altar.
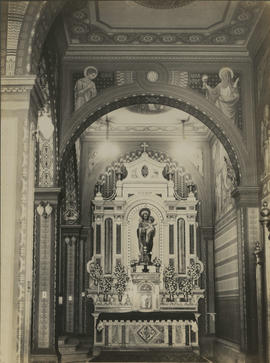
[137,208,156,264]
[74,66,98,111]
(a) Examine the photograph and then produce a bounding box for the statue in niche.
[202,67,239,123]
[137,208,156,264]
[261,104,270,177]
[74,66,98,111]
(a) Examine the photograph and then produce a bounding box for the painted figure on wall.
[261,104,270,177]
[74,66,98,111]
[137,208,156,264]
[202,67,239,123]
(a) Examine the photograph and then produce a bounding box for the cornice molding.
[34,187,61,205]
[231,186,260,207]
[1,76,36,94]
[63,47,251,62]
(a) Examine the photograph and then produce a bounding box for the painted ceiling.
[62,0,263,47]
[82,106,211,140]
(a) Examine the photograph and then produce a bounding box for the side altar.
[86,148,204,352]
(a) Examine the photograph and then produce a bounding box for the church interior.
[1,1,270,363]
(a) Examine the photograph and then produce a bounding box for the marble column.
[31,188,61,362]
[1,77,37,363]
[232,186,260,357]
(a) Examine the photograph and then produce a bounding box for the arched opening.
[3,1,268,363]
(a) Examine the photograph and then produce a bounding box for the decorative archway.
[59,82,249,186]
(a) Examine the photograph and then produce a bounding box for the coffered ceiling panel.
[62,0,264,47]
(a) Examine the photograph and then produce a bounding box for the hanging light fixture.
[97,114,119,159]
[172,115,194,157]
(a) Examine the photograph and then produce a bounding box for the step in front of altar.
[93,312,199,351]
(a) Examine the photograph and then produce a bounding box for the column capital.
[35,187,61,205]
[61,224,83,236]
[199,226,214,240]
[231,186,260,207]
[1,76,36,94]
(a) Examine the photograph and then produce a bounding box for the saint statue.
[202,67,239,123]
[74,66,98,111]
[137,208,156,264]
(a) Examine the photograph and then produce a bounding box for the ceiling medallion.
[146,71,159,82]
[134,0,194,9]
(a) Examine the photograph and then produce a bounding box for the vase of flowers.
[179,277,193,301]
[113,263,129,303]
[163,264,177,302]
[100,276,113,302]
[130,259,138,273]
[88,262,103,287]
[153,257,162,273]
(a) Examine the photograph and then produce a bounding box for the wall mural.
[212,139,235,221]
[74,66,98,111]
[202,67,239,125]
[72,67,242,128]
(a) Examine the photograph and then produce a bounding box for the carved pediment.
[124,152,166,184]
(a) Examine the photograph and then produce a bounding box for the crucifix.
[141,142,149,153]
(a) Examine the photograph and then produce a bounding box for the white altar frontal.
[86,149,204,352]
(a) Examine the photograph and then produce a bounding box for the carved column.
[1,77,37,363]
[200,226,215,335]
[254,241,264,363]
[31,188,60,362]
[232,186,260,356]
[59,225,88,336]
[260,202,270,363]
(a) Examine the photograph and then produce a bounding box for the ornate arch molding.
[15,1,67,75]
[59,83,249,186]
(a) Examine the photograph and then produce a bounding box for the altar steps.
[58,336,92,363]
[89,350,209,362]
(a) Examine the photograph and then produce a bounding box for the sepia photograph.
[1,1,270,362]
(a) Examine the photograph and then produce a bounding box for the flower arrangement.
[113,263,129,302]
[187,261,201,282]
[130,259,138,272]
[100,276,113,296]
[88,262,103,286]
[153,257,161,267]
[163,264,178,301]
[179,277,193,300]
